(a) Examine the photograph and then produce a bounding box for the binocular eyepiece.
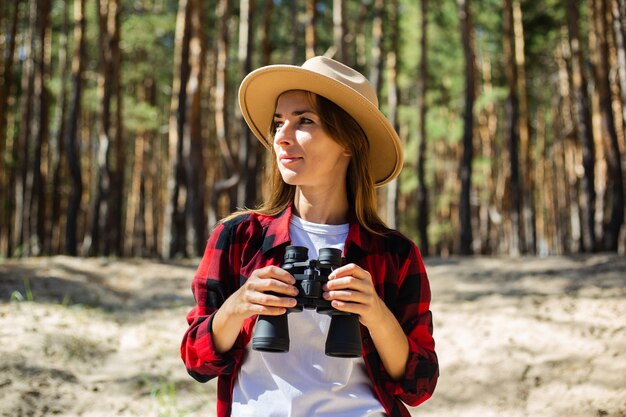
[251,245,362,358]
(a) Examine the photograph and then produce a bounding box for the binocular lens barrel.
[252,314,290,352]
[325,314,362,357]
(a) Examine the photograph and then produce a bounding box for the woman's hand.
[212,266,298,353]
[324,263,409,380]
[323,263,386,329]
[227,266,299,319]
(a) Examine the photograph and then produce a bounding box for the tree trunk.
[305,0,317,59]
[416,0,429,255]
[386,0,399,229]
[237,0,258,210]
[210,0,239,227]
[0,0,21,256]
[555,39,577,253]
[142,78,158,255]
[64,0,86,256]
[12,0,37,256]
[0,0,21,254]
[458,0,475,255]
[48,0,69,254]
[162,0,191,258]
[354,2,369,72]
[125,128,144,257]
[28,0,51,256]
[85,0,122,256]
[184,0,207,256]
[261,0,273,65]
[333,0,348,63]
[108,0,124,256]
[477,54,498,254]
[592,0,625,251]
[566,0,597,252]
[565,138,582,253]
[369,0,384,94]
[290,0,301,64]
[513,0,536,254]
[612,0,626,153]
[503,0,522,255]
[15,0,51,256]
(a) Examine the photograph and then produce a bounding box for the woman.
[181,56,438,417]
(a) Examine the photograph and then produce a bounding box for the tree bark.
[108,0,124,256]
[27,0,51,256]
[184,0,207,256]
[386,0,399,229]
[209,0,239,227]
[13,0,37,256]
[48,0,70,254]
[237,0,258,210]
[333,0,348,63]
[477,54,498,254]
[458,0,475,255]
[305,0,317,59]
[290,0,301,64]
[0,0,21,256]
[614,0,626,137]
[162,0,192,258]
[261,0,273,65]
[416,0,429,255]
[513,0,536,253]
[369,0,384,94]
[15,0,50,256]
[591,0,625,251]
[503,0,522,255]
[142,78,158,256]
[64,0,86,255]
[566,0,597,252]
[354,2,368,72]
[83,0,122,256]
[125,128,144,257]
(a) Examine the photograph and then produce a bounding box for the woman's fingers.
[236,266,298,316]
[254,265,295,283]
[324,263,385,326]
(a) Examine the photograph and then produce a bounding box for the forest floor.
[0,254,624,417]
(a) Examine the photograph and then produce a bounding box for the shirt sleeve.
[370,241,439,408]
[180,219,247,382]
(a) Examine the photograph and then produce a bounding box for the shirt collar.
[261,203,378,255]
[261,205,292,254]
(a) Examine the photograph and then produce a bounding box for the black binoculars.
[251,245,362,358]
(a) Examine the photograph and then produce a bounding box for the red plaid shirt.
[181,205,438,417]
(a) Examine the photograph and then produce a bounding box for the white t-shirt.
[231,215,386,417]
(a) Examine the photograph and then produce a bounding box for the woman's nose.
[274,121,294,145]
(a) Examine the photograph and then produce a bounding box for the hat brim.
[238,65,403,187]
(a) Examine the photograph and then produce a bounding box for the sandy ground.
[0,254,624,417]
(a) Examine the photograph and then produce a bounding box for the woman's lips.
[279,155,302,164]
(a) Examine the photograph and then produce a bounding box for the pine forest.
[1,0,625,259]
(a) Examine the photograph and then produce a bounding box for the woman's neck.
[293,185,349,225]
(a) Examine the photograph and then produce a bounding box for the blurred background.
[0,0,625,260]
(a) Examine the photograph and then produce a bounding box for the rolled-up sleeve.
[180,220,246,382]
[366,240,439,412]
[394,243,438,405]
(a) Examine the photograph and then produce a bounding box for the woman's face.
[273,90,351,189]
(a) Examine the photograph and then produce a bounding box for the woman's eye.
[274,121,284,129]
[300,117,313,125]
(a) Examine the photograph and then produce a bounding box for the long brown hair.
[224,91,388,234]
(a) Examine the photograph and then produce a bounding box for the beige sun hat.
[238,56,403,187]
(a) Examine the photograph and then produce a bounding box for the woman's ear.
[343,148,352,157]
